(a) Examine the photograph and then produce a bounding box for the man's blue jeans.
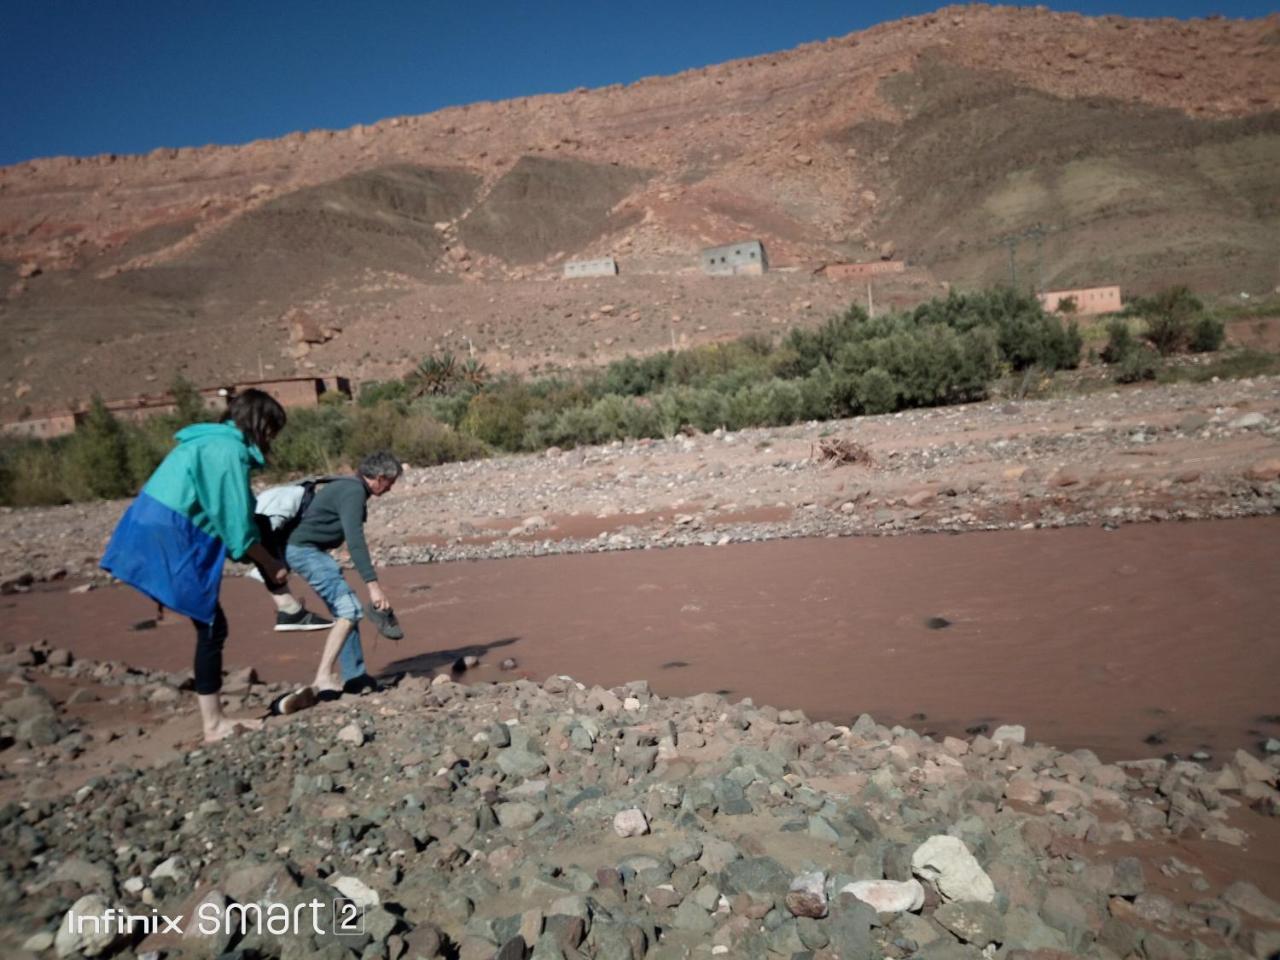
[284,544,367,682]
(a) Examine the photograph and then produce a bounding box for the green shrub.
[669,339,771,387]
[392,411,486,466]
[358,380,410,407]
[0,440,67,507]
[1136,286,1203,356]
[1188,313,1225,353]
[591,353,673,397]
[123,419,175,489]
[835,325,997,410]
[910,287,1079,371]
[1115,346,1160,384]
[462,389,530,451]
[1100,319,1136,364]
[856,367,899,415]
[412,392,472,429]
[270,405,352,475]
[62,398,133,501]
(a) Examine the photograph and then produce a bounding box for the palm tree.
[406,353,459,397]
[460,358,489,389]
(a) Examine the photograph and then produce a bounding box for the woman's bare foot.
[203,717,263,744]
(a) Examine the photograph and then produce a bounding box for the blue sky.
[0,0,1273,166]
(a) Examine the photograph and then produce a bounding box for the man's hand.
[368,581,391,611]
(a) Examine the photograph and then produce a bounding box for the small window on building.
[750,251,757,258]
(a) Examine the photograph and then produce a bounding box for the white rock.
[911,836,995,903]
[991,724,1026,745]
[841,879,925,913]
[337,723,365,746]
[330,875,380,907]
[56,895,121,958]
[149,855,188,882]
[1228,412,1265,429]
[613,808,649,837]
[123,876,145,894]
[24,931,55,952]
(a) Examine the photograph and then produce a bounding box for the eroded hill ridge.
[0,4,1277,415]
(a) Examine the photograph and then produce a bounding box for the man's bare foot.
[203,717,263,744]
[314,671,344,695]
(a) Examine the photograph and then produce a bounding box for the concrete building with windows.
[701,240,768,276]
[563,257,618,278]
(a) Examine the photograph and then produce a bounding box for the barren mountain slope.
[1,4,1277,417]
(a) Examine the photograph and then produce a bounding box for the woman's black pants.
[192,605,228,695]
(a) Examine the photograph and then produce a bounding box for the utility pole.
[1027,223,1046,293]
[999,235,1019,287]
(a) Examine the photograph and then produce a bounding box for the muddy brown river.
[10,517,1279,762]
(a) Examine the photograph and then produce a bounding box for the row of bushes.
[0,286,1127,507]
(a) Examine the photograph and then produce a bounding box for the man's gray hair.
[358,450,403,481]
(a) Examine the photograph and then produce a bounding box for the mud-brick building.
[0,412,77,440]
[701,240,768,276]
[230,376,351,409]
[822,261,906,280]
[1038,285,1122,316]
[0,376,353,440]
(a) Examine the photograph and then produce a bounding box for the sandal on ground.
[269,687,318,716]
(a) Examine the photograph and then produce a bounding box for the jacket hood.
[174,422,265,466]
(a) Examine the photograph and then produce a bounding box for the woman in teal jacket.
[102,389,288,743]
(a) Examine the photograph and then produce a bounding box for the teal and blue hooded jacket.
[101,422,264,624]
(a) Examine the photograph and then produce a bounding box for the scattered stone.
[991,724,1026,745]
[613,808,649,837]
[841,878,925,913]
[911,835,996,903]
[785,871,828,918]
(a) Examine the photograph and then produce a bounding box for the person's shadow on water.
[378,636,520,678]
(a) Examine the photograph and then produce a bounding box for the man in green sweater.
[285,451,402,695]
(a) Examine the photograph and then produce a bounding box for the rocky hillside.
[1,4,1278,416]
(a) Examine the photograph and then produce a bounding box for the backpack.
[255,475,353,534]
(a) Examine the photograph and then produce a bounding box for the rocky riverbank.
[2,641,1279,959]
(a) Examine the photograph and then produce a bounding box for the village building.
[821,261,906,280]
[563,257,618,278]
[1,376,351,440]
[1037,285,1122,316]
[701,240,768,276]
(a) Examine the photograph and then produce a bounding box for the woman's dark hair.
[223,388,287,455]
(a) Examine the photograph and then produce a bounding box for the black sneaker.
[274,608,334,632]
[343,674,383,695]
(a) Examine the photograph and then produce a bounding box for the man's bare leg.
[313,618,351,693]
